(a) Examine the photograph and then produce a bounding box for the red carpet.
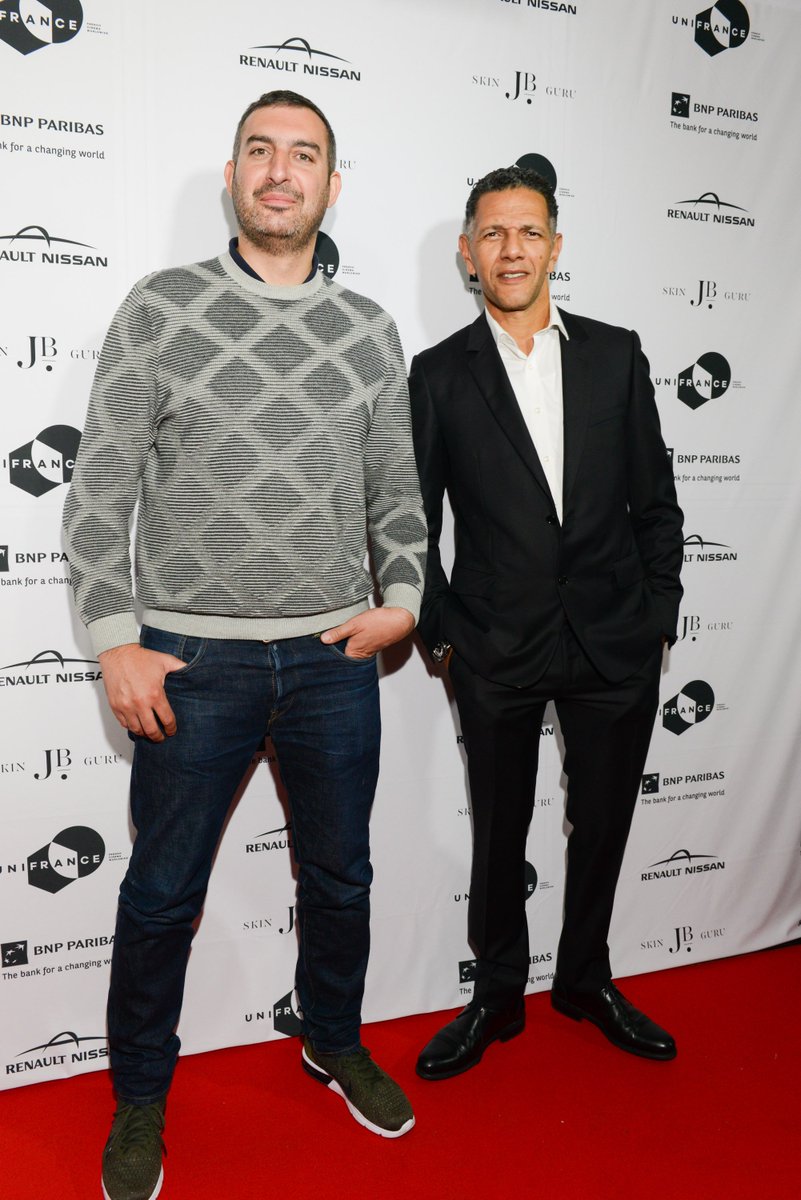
[3,945,799,1199]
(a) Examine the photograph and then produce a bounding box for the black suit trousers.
[451,623,662,1006]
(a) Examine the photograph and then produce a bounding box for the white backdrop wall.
[2,0,801,1089]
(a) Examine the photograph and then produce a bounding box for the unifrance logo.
[457,862,539,905]
[272,989,303,1037]
[27,826,105,894]
[7,424,81,496]
[677,353,731,410]
[515,152,557,191]
[314,232,339,279]
[694,2,750,56]
[0,1,83,57]
[662,681,715,735]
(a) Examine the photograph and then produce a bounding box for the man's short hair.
[232,90,337,174]
[464,166,559,237]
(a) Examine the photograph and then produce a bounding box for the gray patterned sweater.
[63,253,426,656]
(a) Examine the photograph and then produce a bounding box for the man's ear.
[224,159,235,197]
[326,171,342,210]
[458,233,476,277]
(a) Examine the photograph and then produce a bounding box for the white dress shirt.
[485,304,569,522]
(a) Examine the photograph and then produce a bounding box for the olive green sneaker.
[302,1038,415,1138]
[101,1097,166,1200]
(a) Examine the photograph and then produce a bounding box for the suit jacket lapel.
[559,310,592,512]
[466,314,553,499]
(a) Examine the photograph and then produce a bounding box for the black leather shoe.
[416,1000,525,1081]
[551,980,676,1060]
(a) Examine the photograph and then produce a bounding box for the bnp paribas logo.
[0,1,83,57]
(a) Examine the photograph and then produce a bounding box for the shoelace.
[110,1104,166,1155]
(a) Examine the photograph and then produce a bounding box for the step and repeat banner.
[2,0,801,1089]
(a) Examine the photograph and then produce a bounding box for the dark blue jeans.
[108,627,380,1103]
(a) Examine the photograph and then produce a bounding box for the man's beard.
[231,176,330,255]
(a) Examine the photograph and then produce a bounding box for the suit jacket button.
[546,515,557,525]
[557,575,568,586]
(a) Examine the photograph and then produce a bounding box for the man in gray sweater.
[63,90,426,1200]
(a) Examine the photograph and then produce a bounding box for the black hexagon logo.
[27,826,105,894]
[8,424,81,497]
[314,232,339,279]
[272,989,303,1037]
[515,153,557,191]
[677,353,731,410]
[662,681,715,735]
[695,1,750,57]
[0,1,84,57]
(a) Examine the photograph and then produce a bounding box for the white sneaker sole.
[302,1045,415,1138]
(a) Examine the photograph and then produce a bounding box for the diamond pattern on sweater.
[205,292,263,340]
[344,337,386,387]
[302,298,355,345]
[201,513,253,561]
[163,328,220,379]
[252,326,312,376]
[209,358,265,405]
[303,361,351,400]
[63,259,425,639]
[148,268,210,307]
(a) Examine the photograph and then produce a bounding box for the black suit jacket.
[409,309,684,687]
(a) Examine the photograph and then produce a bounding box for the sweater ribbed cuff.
[87,612,140,657]
[382,583,421,625]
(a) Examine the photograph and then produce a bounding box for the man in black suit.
[410,166,683,1080]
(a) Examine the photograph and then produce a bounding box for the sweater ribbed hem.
[88,603,370,655]
[141,601,370,642]
[87,590,420,656]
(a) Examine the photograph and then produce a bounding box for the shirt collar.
[228,237,319,284]
[484,303,568,355]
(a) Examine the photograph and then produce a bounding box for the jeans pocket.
[321,637,377,667]
[140,625,208,675]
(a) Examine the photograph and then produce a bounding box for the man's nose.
[267,148,291,182]
[501,233,524,258]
